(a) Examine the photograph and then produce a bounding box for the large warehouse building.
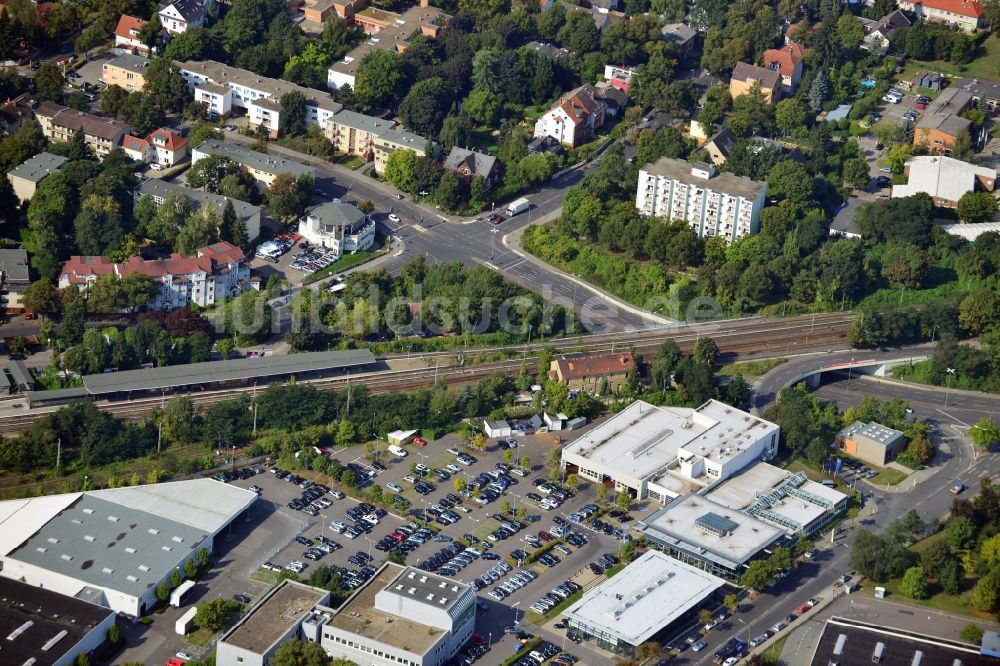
[217,563,476,666]
[561,400,779,501]
[0,479,257,617]
[0,576,116,666]
[561,550,726,657]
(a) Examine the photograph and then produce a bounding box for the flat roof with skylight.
[0,576,114,666]
[638,494,783,570]
[561,550,725,647]
[221,580,331,654]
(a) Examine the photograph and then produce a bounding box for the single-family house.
[533,84,607,147]
[729,62,782,103]
[158,0,206,35]
[548,352,634,394]
[442,147,503,190]
[702,128,737,166]
[763,43,804,94]
[147,128,189,166]
[0,93,38,136]
[661,22,698,57]
[114,15,150,54]
[861,10,910,54]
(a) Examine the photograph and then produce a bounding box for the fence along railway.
[0,313,855,433]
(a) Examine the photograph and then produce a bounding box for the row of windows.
[325,634,419,665]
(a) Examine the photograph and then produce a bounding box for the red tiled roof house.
[533,84,608,148]
[59,242,252,310]
[548,352,635,394]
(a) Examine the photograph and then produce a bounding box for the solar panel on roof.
[694,512,739,537]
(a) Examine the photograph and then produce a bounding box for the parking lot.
[209,425,663,665]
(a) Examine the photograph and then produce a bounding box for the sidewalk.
[502,216,675,326]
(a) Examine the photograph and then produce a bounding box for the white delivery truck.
[388,444,408,457]
[506,198,530,216]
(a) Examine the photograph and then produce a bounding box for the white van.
[388,444,408,457]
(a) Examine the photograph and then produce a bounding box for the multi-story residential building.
[7,151,68,203]
[302,0,366,23]
[323,109,427,173]
[59,241,252,310]
[191,139,315,188]
[636,158,767,242]
[101,53,150,92]
[158,0,205,34]
[897,0,985,32]
[147,128,189,165]
[729,62,781,103]
[0,249,31,313]
[326,2,449,90]
[177,60,428,173]
[297,202,375,258]
[114,14,149,54]
[763,42,804,94]
[534,84,607,148]
[0,93,37,136]
[34,102,131,159]
[137,178,262,242]
[216,566,475,666]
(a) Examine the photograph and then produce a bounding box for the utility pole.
[346,370,352,417]
[56,438,61,473]
[944,367,955,407]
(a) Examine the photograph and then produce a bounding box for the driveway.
[72,52,113,89]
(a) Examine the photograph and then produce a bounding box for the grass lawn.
[471,125,500,155]
[871,467,909,486]
[717,358,786,379]
[186,627,215,647]
[858,578,983,617]
[761,635,788,665]
[341,156,367,170]
[897,34,1000,83]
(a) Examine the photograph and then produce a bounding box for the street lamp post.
[512,601,521,627]
[945,367,956,407]
[736,617,750,647]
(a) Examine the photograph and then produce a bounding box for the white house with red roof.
[147,128,188,166]
[120,134,154,163]
[533,84,607,148]
[763,43,805,94]
[58,242,251,310]
[897,0,985,32]
[114,15,149,54]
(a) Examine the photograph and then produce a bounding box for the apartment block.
[34,102,131,158]
[635,158,767,242]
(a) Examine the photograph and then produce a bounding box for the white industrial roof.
[0,493,81,557]
[940,221,1000,240]
[891,155,996,203]
[706,463,790,509]
[562,550,725,646]
[90,479,257,533]
[639,494,783,568]
[563,400,777,483]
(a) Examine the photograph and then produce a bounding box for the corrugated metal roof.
[81,349,376,394]
[90,479,257,534]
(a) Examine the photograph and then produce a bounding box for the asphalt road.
[225,134,659,332]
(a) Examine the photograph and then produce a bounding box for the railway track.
[0,313,854,433]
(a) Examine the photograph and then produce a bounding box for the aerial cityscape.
[0,0,999,663]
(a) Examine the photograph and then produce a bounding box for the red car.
[538,531,553,542]
[413,436,427,447]
[914,101,926,110]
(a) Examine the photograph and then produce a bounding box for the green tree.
[279,90,307,136]
[270,639,333,666]
[35,63,65,103]
[970,568,1000,613]
[742,561,775,590]
[899,566,929,599]
[435,172,464,211]
[143,58,190,113]
[75,652,90,666]
[355,50,404,109]
[267,172,312,220]
[843,158,871,190]
[107,623,121,645]
[693,337,720,366]
[75,195,125,256]
[183,558,198,579]
[176,208,221,255]
[196,547,210,568]
[724,593,739,612]
[961,623,985,645]
[809,70,830,111]
[462,88,501,126]
[971,417,1000,450]
[946,516,976,550]
[775,98,809,137]
[22,280,62,320]
[156,583,170,602]
[169,570,182,588]
[959,290,1000,335]
[193,598,240,632]
[398,77,453,138]
[957,190,999,223]
[880,243,929,288]
[123,91,166,136]
[615,489,631,511]
[101,84,130,118]
[383,149,418,193]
